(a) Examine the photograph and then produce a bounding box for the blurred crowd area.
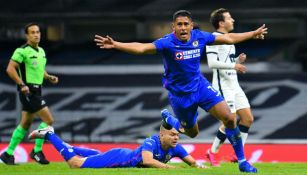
[0,0,307,71]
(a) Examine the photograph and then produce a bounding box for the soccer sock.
[34,122,48,152]
[238,124,249,146]
[72,146,101,157]
[164,114,181,131]
[6,125,27,155]
[46,132,76,161]
[211,129,227,153]
[225,127,246,163]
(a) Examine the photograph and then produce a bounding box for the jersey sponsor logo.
[175,52,184,60]
[174,49,200,61]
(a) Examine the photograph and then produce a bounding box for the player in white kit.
[205,8,255,166]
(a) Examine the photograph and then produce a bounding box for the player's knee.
[240,116,254,127]
[187,130,199,138]
[68,162,81,169]
[68,159,82,169]
[223,113,236,128]
[45,118,54,125]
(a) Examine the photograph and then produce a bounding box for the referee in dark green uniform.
[0,23,58,165]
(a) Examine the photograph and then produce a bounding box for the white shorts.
[221,87,250,113]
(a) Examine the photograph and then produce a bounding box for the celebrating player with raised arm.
[94,10,267,173]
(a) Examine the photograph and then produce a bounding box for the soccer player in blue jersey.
[28,125,205,169]
[94,10,267,173]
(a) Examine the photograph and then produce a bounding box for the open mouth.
[180,32,188,37]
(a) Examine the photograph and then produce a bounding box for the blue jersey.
[141,135,189,163]
[81,135,188,168]
[153,29,216,94]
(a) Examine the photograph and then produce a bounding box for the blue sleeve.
[141,138,156,153]
[174,144,189,158]
[152,37,168,53]
[201,31,216,45]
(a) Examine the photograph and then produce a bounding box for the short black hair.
[24,23,39,34]
[210,8,229,29]
[172,10,192,21]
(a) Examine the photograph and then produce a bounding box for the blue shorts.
[168,79,224,129]
[81,148,142,168]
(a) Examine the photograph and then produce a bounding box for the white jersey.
[206,32,250,112]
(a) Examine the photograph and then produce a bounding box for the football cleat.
[29,150,50,164]
[239,160,257,173]
[206,149,220,167]
[28,126,54,140]
[0,152,15,165]
[161,109,174,130]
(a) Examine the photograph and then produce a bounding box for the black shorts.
[19,84,47,113]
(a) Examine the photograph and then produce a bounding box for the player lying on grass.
[28,124,205,168]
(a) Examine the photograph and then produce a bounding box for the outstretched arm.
[94,35,157,55]
[141,151,176,168]
[213,24,268,44]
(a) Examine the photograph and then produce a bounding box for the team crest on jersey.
[192,40,199,47]
[32,60,38,68]
[164,154,172,163]
[175,52,184,60]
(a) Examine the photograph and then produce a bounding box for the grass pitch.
[0,162,306,175]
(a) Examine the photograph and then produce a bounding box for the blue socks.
[72,147,101,157]
[46,132,76,161]
[225,127,246,163]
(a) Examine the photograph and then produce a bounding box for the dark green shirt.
[11,44,47,85]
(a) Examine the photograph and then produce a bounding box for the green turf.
[0,162,307,175]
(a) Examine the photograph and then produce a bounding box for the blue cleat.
[239,161,257,173]
[161,109,174,130]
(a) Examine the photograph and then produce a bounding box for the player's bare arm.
[141,151,176,168]
[44,71,59,84]
[94,35,157,55]
[237,53,246,63]
[213,24,268,44]
[6,60,29,94]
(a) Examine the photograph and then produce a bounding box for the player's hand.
[47,75,59,84]
[238,53,246,63]
[195,162,208,169]
[20,85,30,95]
[234,63,247,73]
[253,24,268,40]
[94,35,115,49]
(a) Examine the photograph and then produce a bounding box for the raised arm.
[141,151,176,168]
[94,35,157,55]
[213,24,268,45]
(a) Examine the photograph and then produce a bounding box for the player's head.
[24,23,41,45]
[172,10,194,42]
[160,125,180,148]
[210,8,234,32]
